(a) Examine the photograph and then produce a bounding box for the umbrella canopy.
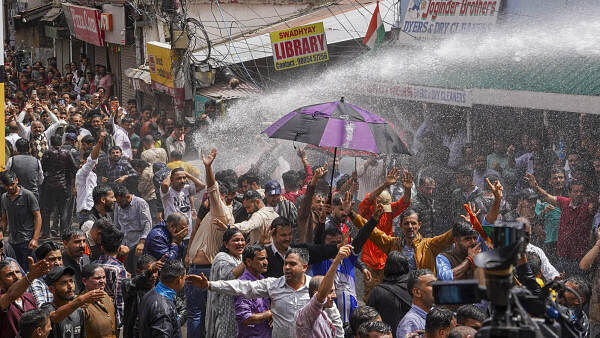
[262,99,411,155]
[305,144,377,158]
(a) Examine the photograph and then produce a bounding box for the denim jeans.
[12,242,32,273]
[185,265,211,338]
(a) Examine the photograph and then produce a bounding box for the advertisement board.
[348,82,472,106]
[402,0,501,39]
[270,22,329,71]
[147,41,175,89]
[102,4,127,45]
[64,4,104,46]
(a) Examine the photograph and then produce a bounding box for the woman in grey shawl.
[205,227,247,337]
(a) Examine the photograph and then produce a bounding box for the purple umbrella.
[263,98,410,197]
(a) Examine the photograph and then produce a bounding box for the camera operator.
[558,276,591,336]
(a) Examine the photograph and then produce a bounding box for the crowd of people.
[0,54,598,338]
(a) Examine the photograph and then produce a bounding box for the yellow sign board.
[147,41,175,89]
[270,22,329,71]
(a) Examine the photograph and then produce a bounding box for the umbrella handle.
[329,147,337,203]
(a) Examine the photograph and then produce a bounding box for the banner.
[64,4,104,46]
[348,82,472,106]
[270,22,329,71]
[402,0,501,39]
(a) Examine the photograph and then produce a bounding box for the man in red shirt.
[526,174,597,276]
[358,168,413,300]
[0,257,51,338]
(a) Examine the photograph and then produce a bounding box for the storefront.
[62,2,136,102]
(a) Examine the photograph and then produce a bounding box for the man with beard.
[16,114,64,160]
[409,176,441,238]
[295,245,353,337]
[80,185,116,232]
[122,255,164,338]
[40,266,105,338]
[80,264,117,337]
[435,222,480,281]
[61,228,90,293]
[0,258,51,338]
[0,171,42,272]
[234,244,272,338]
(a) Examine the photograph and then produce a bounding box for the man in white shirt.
[5,120,21,149]
[187,248,315,338]
[75,133,104,224]
[160,168,205,240]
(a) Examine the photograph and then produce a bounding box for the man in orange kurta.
[358,168,413,300]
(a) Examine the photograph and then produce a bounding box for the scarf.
[155,282,176,301]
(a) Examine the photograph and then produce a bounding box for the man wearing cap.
[40,266,105,338]
[357,168,413,300]
[264,180,298,231]
[215,190,279,245]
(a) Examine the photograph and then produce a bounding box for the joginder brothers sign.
[270,22,329,71]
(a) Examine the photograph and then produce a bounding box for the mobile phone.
[432,280,482,305]
[59,99,65,105]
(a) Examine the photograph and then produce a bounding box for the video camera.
[432,221,587,338]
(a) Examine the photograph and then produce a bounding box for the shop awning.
[125,66,152,93]
[14,4,53,25]
[41,7,63,23]
[195,82,260,100]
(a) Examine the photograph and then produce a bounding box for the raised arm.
[367,168,401,202]
[203,148,217,188]
[317,245,352,302]
[0,258,51,310]
[580,228,600,271]
[298,164,327,242]
[47,289,105,323]
[525,173,557,206]
[484,178,503,224]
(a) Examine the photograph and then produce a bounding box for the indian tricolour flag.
[363,1,385,49]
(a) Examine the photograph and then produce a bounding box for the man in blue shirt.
[435,222,480,281]
[143,213,187,261]
[396,269,436,338]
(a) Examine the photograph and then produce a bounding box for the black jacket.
[138,289,182,338]
[41,147,77,192]
[265,243,339,278]
[367,275,412,338]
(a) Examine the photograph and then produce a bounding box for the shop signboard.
[64,4,104,46]
[270,22,329,71]
[348,82,472,107]
[147,41,184,110]
[402,0,501,39]
[102,4,128,45]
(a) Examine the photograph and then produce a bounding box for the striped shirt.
[94,255,127,327]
